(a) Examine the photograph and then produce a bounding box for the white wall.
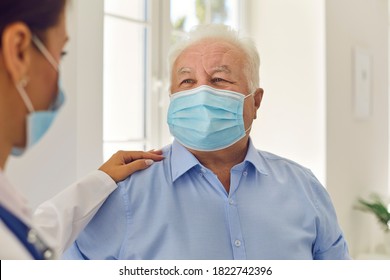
[5,0,105,209]
[247,0,326,185]
[326,0,388,257]
[248,0,389,258]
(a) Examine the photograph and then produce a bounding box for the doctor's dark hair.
[0,0,67,45]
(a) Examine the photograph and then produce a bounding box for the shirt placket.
[200,165,248,259]
[227,168,248,259]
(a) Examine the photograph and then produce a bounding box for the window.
[171,0,240,33]
[103,0,242,160]
[103,0,150,161]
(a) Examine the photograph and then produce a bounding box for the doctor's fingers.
[99,150,164,182]
[99,157,159,182]
[119,150,164,164]
[114,158,160,182]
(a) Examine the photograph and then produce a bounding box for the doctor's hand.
[98,150,164,182]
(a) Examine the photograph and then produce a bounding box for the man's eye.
[212,78,226,83]
[181,79,193,84]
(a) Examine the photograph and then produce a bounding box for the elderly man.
[63,24,350,260]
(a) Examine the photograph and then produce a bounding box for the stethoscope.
[0,204,54,260]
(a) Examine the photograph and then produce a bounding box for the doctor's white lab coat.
[0,170,116,259]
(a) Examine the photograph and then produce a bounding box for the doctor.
[0,0,163,259]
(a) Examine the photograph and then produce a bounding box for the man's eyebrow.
[177,67,193,74]
[211,65,231,74]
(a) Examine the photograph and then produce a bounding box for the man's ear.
[253,88,264,119]
[1,22,32,84]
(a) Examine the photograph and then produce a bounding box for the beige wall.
[326,0,388,257]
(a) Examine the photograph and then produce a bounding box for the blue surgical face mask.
[12,35,65,156]
[167,85,254,151]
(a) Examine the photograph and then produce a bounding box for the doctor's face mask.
[12,35,65,156]
[167,85,254,151]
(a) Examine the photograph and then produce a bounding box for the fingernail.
[145,159,154,166]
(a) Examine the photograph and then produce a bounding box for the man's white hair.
[168,24,260,92]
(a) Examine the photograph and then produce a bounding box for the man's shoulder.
[117,144,173,188]
[254,149,326,205]
[256,149,316,180]
[258,150,307,167]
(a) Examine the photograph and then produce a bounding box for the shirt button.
[229,199,234,205]
[243,171,248,176]
[43,249,54,259]
[27,230,38,243]
[234,240,241,247]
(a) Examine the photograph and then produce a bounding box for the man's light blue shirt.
[63,139,350,260]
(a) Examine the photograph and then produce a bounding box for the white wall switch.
[353,47,372,120]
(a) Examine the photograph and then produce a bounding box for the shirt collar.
[171,140,201,182]
[170,138,268,182]
[242,138,269,175]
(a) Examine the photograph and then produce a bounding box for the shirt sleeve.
[308,171,351,260]
[32,170,117,258]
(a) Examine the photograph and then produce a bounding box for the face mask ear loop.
[244,89,258,99]
[31,35,59,72]
[245,125,252,134]
[243,89,257,134]
[16,78,35,113]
